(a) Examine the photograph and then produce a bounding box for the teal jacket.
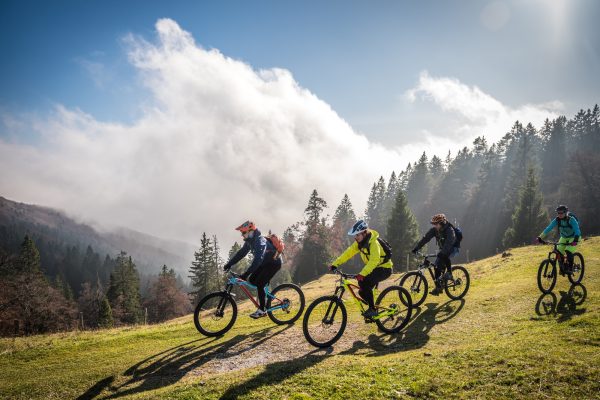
[540,215,581,240]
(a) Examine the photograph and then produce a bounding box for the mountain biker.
[411,213,458,296]
[329,220,393,319]
[536,205,581,275]
[223,221,282,319]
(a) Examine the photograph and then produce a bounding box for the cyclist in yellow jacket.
[329,220,393,318]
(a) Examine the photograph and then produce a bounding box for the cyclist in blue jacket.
[537,205,581,274]
[224,221,281,319]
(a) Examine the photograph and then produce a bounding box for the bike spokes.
[267,284,305,325]
[195,293,236,335]
[374,286,412,334]
[303,297,347,347]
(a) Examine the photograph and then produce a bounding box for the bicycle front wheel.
[399,271,428,307]
[568,253,585,284]
[302,296,347,348]
[193,292,237,337]
[267,283,305,325]
[444,266,470,300]
[537,259,557,294]
[375,286,413,334]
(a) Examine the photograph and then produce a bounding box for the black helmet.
[555,205,568,212]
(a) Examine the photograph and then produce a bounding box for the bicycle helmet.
[235,220,256,233]
[348,220,368,236]
[430,213,447,224]
[555,205,568,213]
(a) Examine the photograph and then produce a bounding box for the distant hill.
[0,196,197,288]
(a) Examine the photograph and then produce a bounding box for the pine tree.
[98,296,114,328]
[17,235,41,274]
[364,176,386,232]
[331,194,358,265]
[386,189,420,270]
[503,167,548,247]
[107,252,142,325]
[406,152,431,226]
[189,233,219,305]
[293,190,332,283]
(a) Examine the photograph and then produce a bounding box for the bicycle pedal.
[364,318,375,324]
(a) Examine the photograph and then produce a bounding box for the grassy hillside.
[1,238,599,399]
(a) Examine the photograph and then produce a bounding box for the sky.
[0,0,599,247]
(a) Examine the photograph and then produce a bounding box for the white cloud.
[0,20,561,250]
[0,19,406,248]
[405,71,562,144]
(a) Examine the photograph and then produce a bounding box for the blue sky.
[2,0,599,144]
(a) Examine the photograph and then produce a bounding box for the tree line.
[0,236,191,335]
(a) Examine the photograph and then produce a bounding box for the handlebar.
[415,251,438,258]
[332,269,357,279]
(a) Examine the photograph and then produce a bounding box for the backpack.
[452,224,463,248]
[266,233,285,257]
[555,212,580,235]
[359,236,393,265]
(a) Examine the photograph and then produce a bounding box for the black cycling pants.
[358,267,392,309]
[434,254,451,284]
[249,257,282,311]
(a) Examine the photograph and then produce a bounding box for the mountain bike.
[193,271,305,337]
[302,269,412,348]
[398,252,470,307]
[537,239,584,294]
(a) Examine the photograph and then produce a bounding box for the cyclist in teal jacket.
[537,205,581,274]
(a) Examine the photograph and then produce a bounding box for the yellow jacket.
[332,230,393,276]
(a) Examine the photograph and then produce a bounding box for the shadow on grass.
[77,324,292,400]
[340,298,466,355]
[534,283,587,321]
[218,348,333,400]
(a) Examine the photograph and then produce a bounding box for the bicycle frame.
[222,274,289,313]
[412,253,461,290]
[327,271,399,321]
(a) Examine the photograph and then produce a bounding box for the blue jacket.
[226,229,276,275]
[540,215,581,240]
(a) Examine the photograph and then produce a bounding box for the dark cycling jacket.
[226,229,276,275]
[414,222,456,257]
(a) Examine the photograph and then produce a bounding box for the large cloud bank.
[0,19,559,247]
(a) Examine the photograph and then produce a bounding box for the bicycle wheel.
[444,266,470,300]
[375,286,413,334]
[267,283,306,325]
[193,292,237,337]
[302,296,347,348]
[567,253,585,284]
[399,271,428,307]
[537,259,557,294]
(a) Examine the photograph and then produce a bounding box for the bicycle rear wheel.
[267,283,305,325]
[302,296,347,348]
[399,271,428,307]
[193,292,237,337]
[444,266,470,300]
[537,259,557,294]
[567,253,585,284]
[375,286,412,334]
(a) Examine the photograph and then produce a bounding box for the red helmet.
[235,220,256,233]
[430,214,447,224]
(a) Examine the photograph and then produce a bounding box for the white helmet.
[348,220,368,236]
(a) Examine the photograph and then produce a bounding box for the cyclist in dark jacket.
[412,214,458,295]
[224,221,281,319]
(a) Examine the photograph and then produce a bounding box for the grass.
[1,238,599,399]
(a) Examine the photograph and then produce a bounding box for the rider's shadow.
[534,283,587,322]
[341,298,465,356]
[76,324,292,400]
